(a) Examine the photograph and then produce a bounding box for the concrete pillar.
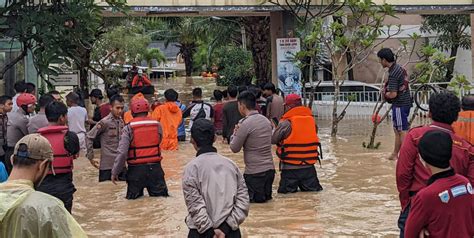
[270,11,296,85]
[270,12,283,85]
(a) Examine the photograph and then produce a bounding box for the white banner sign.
[50,72,79,86]
[276,38,302,96]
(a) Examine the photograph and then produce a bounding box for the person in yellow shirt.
[151,89,182,150]
[0,134,87,237]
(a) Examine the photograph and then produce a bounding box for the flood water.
[72,77,421,237]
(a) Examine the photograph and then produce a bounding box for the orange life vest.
[127,117,163,165]
[38,126,74,174]
[453,111,474,145]
[276,106,321,165]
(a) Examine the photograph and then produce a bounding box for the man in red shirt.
[132,69,152,87]
[405,130,474,238]
[213,90,224,135]
[396,92,474,237]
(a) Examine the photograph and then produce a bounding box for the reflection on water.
[73,77,407,237]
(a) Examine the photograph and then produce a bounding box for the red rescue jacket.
[38,125,75,174]
[127,117,163,165]
[396,121,474,210]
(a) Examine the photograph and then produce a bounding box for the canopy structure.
[101,0,474,16]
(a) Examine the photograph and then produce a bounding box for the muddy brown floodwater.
[72,77,420,237]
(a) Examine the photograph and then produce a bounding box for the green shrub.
[214,46,254,86]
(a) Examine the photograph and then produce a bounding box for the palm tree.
[242,17,271,85]
[161,18,207,77]
[142,48,166,74]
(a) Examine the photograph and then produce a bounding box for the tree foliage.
[420,15,471,82]
[297,0,400,137]
[0,0,126,89]
[421,15,471,52]
[90,23,151,84]
[141,48,167,73]
[146,17,241,77]
[214,46,253,86]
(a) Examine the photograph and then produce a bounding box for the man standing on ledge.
[272,94,323,193]
[230,91,275,203]
[377,48,412,160]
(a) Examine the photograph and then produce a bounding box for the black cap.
[89,89,103,98]
[418,130,452,169]
[191,118,215,146]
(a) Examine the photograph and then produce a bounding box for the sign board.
[276,38,302,96]
[50,72,79,86]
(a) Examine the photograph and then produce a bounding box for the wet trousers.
[398,202,411,238]
[126,163,168,199]
[278,166,323,193]
[37,173,76,213]
[244,169,275,203]
[99,169,127,182]
[188,228,241,238]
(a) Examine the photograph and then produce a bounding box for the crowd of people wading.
[0,48,473,237]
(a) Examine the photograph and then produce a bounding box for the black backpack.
[64,131,80,156]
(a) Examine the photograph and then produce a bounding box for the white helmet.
[138,69,143,74]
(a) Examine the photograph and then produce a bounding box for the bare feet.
[387,153,398,160]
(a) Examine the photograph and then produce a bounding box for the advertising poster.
[276,38,302,96]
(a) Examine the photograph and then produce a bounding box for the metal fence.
[306,83,472,120]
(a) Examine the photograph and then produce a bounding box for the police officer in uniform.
[86,95,126,182]
[111,98,168,199]
[405,130,474,238]
[272,94,323,193]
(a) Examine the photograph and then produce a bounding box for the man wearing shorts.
[378,48,412,160]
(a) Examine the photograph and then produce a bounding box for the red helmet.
[131,98,149,114]
[17,93,37,107]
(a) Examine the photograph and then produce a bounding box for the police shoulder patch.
[451,185,468,198]
[438,190,450,203]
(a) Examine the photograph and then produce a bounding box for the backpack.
[383,67,410,103]
[192,103,207,121]
[64,131,80,156]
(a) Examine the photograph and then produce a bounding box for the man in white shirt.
[11,81,26,112]
[66,92,88,155]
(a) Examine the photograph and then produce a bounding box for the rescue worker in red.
[396,91,474,237]
[36,101,82,213]
[452,94,474,144]
[111,98,168,199]
[271,94,323,193]
[404,130,474,238]
[131,69,152,87]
